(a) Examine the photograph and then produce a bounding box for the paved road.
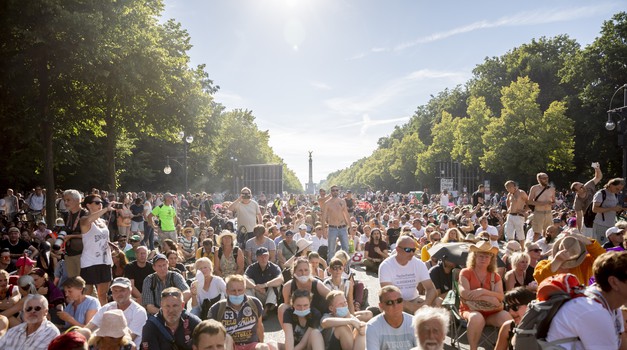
[261,263,494,349]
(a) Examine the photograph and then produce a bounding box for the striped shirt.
[0,320,60,350]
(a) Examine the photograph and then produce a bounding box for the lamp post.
[230,156,238,195]
[163,132,193,192]
[605,84,627,181]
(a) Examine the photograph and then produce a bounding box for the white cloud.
[310,81,332,90]
[324,69,468,115]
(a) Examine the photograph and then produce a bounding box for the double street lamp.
[163,131,194,192]
[605,84,627,180]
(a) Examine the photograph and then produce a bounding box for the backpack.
[217,246,239,260]
[512,273,602,350]
[583,189,606,228]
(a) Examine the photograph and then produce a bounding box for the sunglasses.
[529,249,542,253]
[330,265,343,271]
[383,297,404,306]
[401,247,416,253]
[506,304,520,312]
[241,192,251,195]
[90,201,103,205]
[25,306,43,312]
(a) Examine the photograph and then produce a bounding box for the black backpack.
[583,189,606,228]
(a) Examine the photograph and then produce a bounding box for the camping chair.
[442,268,498,349]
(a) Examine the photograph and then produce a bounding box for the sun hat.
[295,239,313,255]
[469,240,499,255]
[551,235,587,269]
[93,309,131,338]
[505,240,522,253]
[216,230,237,247]
[182,227,195,236]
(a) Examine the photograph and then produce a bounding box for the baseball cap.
[606,226,623,238]
[164,192,173,198]
[298,224,307,230]
[152,253,167,263]
[110,277,132,289]
[552,218,562,224]
[285,230,294,236]
[130,235,141,242]
[256,247,270,256]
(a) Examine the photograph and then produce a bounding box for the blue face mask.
[229,294,245,305]
[335,306,349,317]
[293,308,310,317]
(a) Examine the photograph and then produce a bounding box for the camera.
[53,230,67,251]
[242,194,251,199]
[113,203,123,209]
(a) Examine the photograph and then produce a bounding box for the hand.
[57,310,72,322]
[190,283,197,296]
[37,286,48,295]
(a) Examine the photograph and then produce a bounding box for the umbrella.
[428,242,472,267]
[428,241,506,268]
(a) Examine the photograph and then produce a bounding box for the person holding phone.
[570,162,603,236]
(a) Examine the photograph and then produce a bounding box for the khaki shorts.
[531,210,552,234]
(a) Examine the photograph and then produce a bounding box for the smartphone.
[591,162,599,168]
[113,203,123,209]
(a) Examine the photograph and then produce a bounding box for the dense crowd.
[0,166,626,350]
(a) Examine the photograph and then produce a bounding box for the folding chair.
[443,268,498,349]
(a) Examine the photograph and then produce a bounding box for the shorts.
[505,214,525,241]
[80,264,112,285]
[131,221,144,232]
[158,230,177,243]
[531,210,552,234]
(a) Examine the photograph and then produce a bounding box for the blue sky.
[162,0,622,187]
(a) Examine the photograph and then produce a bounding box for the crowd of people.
[0,164,626,350]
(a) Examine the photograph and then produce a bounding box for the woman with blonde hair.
[278,258,330,327]
[190,257,226,319]
[441,228,462,243]
[504,252,536,292]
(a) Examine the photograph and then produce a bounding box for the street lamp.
[164,132,193,192]
[605,84,627,183]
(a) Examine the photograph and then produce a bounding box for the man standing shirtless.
[505,181,528,246]
[321,185,351,263]
[527,172,556,240]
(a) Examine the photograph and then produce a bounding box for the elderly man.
[547,251,627,349]
[62,189,88,278]
[366,285,416,350]
[124,245,152,304]
[379,236,437,314]
[148,192,179,243]
[86,277,147,346]
[141,287,201,350]
[244,247,283,317]
[141,254,191,315]
[228,187,262,249]
[0,294,60,350]
[412,306,450,350]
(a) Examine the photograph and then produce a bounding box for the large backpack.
[512,273,601,350]
[583,189,606,228]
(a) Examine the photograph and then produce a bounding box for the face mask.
[296,275,310,283]
[293,308,310,317]
[229,294,244,305]
[335,306,349,317]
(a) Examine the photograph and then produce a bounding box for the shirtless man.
[321,185,351,263]
[505,181,528,246]
[527,172,556,240]
[318,188,330,212]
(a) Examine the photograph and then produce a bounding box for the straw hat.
[217,230,237,247]
[93,309,131,338]
[469,240,499,255]
[295,239,312,255]
[505,240,522,253]
[182,227,195,236]
[463,233,479,243]
[551,235,587,269]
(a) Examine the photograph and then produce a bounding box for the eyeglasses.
[330,265,343,271]
[506,304,520,312]
[90,201,103,205]
[529,249,542,253]
[161,291,181,298]
[25,306,43,312]
[401,247,416,253]
[383,298,404,306]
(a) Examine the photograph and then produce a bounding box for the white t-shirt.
[476,225,499,248]
[366,312,416,350]
[90,300,147,345]
[311,235,328,253]
[378,256,430,300]
[547,294,624,350]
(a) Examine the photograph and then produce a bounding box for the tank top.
[219,248,238,278]
[290,279,328,315]
[81,220,113,268]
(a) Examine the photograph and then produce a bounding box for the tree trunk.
[39,53,56,226]
[104,91,117,193]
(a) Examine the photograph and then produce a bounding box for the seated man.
[208,274,270,350]
[141,254,191,315]
[412,306,450,350]
[244,247,283,317]
[0,294,60,350]
[141,287,201,350]
[192,319,234,350]
[365,285,416,350]
[86,277,147,346]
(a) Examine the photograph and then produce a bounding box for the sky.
[161,0,622,188]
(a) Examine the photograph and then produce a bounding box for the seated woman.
[190,257,226,319]
[111,250,128,280]
[504,252,536,292]
[57,276,100,329]
[178,227,198,263]
[459,241,512,350]
[326,251,366,312]
[88,309,134,350]
[321,290,366,350]
[213,230,244,279]
[0,275,38,327]
[166,251,186,278]
[362,228,388,273]
[494,287,536,350]
[280,290,325,350]
[441,228,462,243]
[0,269,20,313]
[323,258,372,322]
[278,257,330,327]
[308,252,326,280]
[29,268,65,316]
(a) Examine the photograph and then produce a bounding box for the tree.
[451,96,494,167]
[481,77,574,185]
